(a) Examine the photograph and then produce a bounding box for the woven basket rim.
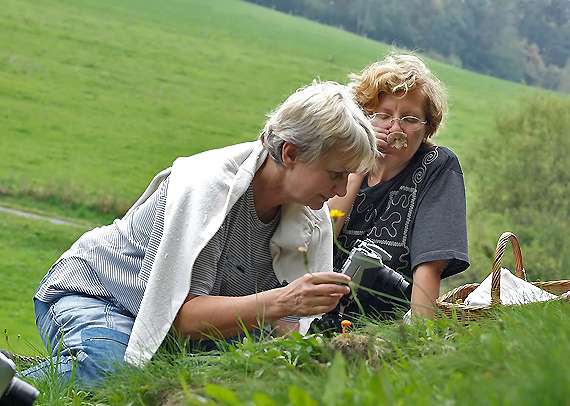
[436,232,570,317]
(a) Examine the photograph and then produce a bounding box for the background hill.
[1,0,523,210]
[246,0,570,93]
[1,0,568,355]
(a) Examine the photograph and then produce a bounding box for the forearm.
[173,272,351,340]
[410,260,445,320]
[172,290,288,340]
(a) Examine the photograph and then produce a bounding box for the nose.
[332,173,348,197]
[389,118,404,132]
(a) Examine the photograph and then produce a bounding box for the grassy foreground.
[21,300,570,405]
[7,211,567,406]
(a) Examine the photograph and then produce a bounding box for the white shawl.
[124,141,333,365]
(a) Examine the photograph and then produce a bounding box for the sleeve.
[188,226,224,296]
[409,158,470,279]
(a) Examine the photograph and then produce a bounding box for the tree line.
[246,0,570,93]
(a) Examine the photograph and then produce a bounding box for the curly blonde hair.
[349,53,448,148]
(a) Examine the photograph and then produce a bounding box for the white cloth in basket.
[464,268,556,306]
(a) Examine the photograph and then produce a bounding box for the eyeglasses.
[369,112,427,132]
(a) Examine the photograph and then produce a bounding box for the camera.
[340,239,412,302]
[309,239,412,334]
[0,352,39,406]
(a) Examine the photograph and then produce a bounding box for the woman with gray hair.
[23,80,376,388]
[328,53,470,323]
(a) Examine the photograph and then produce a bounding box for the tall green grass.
[26,300,570,405]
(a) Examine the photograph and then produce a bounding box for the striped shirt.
[35,178,297,322]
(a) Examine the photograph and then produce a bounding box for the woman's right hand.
[372,125,390,154]
[277,272,351,316]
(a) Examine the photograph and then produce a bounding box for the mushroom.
[387,132,408,149]
[341,320,352,337]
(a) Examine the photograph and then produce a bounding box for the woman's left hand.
[277,272,351,317]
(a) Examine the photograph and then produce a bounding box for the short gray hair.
[260,81,376,173]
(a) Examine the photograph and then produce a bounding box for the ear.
[281,142,300,169]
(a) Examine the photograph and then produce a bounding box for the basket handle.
[491,232,526,304]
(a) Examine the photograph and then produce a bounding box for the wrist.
[257,288,290,322]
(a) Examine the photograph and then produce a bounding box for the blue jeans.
[21,294,134,389]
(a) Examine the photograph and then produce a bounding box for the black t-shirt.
[334,146,470,319]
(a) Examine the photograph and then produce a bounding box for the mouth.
[387,132,408,149]
[320,194,335,203]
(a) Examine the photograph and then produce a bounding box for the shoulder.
[274,204,332,254]
[173,141,260,170]
[419,145,463,174]
[280,203,332,235]
[169,141,263,184]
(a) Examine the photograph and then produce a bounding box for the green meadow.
[0,211,87,354]
[1,0,569,404]
[0,0,544,354]
[2,0,522,211]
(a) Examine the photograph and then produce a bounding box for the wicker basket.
[436,232,570,323]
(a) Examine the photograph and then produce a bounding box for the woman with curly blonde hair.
[328,53,469,322]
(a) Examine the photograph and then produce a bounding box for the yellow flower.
[329,209,346,219]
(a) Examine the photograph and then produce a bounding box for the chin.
[308,201,325,210]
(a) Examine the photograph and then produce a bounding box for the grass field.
[0,0,550,354]
[1,0,524,210]
[2,0,570,404]
[2,0,392,210]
